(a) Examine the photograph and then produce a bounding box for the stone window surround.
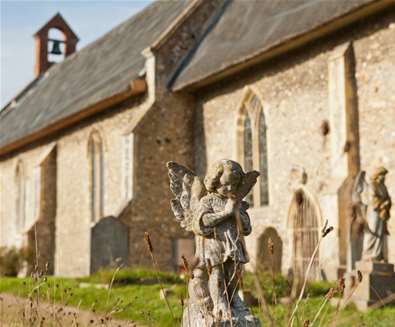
[121,132,135,202]
[14,160,26,234]
[87,129,105,225]
[235,86,270,208]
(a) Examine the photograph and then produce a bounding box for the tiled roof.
[172,0,379,90]
[0,0,190,150]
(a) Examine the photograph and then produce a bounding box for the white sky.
[0,0,153,108]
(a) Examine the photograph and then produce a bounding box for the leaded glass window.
[238,90,270,207]
[244,115,253,206]
[258,108,269,205]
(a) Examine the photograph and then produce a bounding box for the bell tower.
[34,13,79,77]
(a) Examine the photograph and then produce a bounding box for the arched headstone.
[257,227,282,273]
[90,217,129,273]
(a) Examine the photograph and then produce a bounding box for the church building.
[1,0,394,279]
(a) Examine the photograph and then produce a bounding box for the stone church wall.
[0,5,393,280]
[125,0,226,270]
[0,96,148,276]
[193,10,395,279]
[0,0,219,275]
[126,97,195,269]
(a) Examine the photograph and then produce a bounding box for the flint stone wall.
[193,10,395,279]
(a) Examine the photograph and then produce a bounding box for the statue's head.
[204,159,245,198]
[371,166,388,184]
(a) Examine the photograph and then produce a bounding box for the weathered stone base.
[181,302,261,327]
[349,261,395,311]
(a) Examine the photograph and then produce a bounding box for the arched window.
[237,89,269,207]
[243,115,254,205]
[88,131,104,223]
[15,161,25,232]
[257,104,269,206]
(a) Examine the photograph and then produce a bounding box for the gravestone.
[258,227,282,273]
[348,167,395,310]
[90,216,129,273]
[351,261,395,310]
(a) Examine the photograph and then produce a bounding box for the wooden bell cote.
[34,13,79,77]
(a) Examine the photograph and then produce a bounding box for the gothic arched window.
[243,115,254,205]
[258,105,269,206]
[15,161,25,232]
[88,131,104,223]
[237,89,270,207]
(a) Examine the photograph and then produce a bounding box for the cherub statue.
[352,166,392,262]
[167,159,261,326]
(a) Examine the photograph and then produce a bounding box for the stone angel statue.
[167,159,261,326]
[352,167,392,262]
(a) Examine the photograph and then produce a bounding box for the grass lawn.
[0,276,185,326]
[1,269,395,326]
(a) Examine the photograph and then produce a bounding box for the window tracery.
[237,90,269,207]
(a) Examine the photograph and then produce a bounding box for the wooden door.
[289,189,320,280]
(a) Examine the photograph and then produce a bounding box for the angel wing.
[351,171,368,239]
[236,170,260,202]
[167,161,206,232]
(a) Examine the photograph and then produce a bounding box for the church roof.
[1,0,389,155]
[172,0,384,90]
[0,0,190,153]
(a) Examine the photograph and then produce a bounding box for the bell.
[49,40,62,55]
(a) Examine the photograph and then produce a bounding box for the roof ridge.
[1,1,158,113]
[40,1,159,73]
[0,0,190,155]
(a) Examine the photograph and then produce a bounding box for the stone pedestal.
[350,261,395,311]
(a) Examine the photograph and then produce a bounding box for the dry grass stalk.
[332,277,345,317]
[106,265,123,307]
[143,231,175,321]
[309,288,334,326]
[252,272,275,327]
[268,237,277,305]
[335,293,395,325]
[288,220,333,327]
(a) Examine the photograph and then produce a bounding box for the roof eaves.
[173,0,394,92]
[0,79,146,158]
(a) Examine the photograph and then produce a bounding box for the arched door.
[288,188,320,280]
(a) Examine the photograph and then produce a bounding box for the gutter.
[173,0,395,91]
[0,79,146,157]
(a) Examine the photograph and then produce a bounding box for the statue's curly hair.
[371,166,388,183]
[204,159,244,193]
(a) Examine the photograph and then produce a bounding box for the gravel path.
[0,293,144,327]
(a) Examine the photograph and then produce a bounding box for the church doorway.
[257,227,282,273]
[288,188,321,281]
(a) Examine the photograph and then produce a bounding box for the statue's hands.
[224,198,239,215]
